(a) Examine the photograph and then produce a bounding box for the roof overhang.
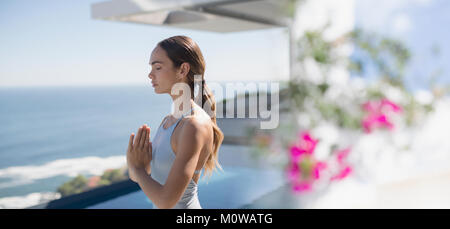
[91,0,290,33]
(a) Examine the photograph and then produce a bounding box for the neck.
[170,93,193,118]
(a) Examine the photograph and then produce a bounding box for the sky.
[0,0,449,91]
[0,0,289,87]
[355,0,450,91]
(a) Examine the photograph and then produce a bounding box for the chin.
[153,88,164,94]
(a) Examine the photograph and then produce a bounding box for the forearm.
[134,168,167,208]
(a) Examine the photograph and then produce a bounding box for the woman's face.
[148,46,182,94]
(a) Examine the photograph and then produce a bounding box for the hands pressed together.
[127,124,152,182]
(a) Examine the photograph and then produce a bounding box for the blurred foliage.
[349,29,411,88]
[287,25,436,130]
[57,175,88,197]
[56,167,128,197]
[98,168,128,186]
[243,0,449,197]
[299,30,335,65]
[247,0,444,163]
[281,0,306,18]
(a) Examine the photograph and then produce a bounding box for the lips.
[152,82,158,87]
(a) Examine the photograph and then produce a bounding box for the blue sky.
[0,0,448,91]
[0,0,289,87]
[355,0,450,91]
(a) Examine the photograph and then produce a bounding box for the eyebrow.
[150,61,163,65]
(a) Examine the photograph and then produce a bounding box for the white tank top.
[150,108,203,209]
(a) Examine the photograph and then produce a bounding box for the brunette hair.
[157,35,224,179]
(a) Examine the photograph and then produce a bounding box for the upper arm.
[161,118,207,208]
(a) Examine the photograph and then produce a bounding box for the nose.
[148,71,154,80]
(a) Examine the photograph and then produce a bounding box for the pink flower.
[290,145,306,162]
[362,101,378,113]
[313,162,328,180]
[362,114,378,133]
[376,114,394,129]
[292,182,312,193]
[363,98,402,114]
[330,166,353,181]
[298,131,318,155]
[381,98,402,113]
[336,148,351,165]
[362,114,394,133]
[287,162,300,182]
[287,131,330,193]
[290,131,319,161]
[361,98,401,133]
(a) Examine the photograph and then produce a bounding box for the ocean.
[0,85,174,208]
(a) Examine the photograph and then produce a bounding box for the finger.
[140,125,147,149]
[135,126,143,149]
[128,133,135,151]
[144,127,150,150]
[149,141,153,156]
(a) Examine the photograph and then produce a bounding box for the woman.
[126,35,224,209]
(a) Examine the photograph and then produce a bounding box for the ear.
[179,62,190,78]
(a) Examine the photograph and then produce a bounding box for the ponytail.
[195,79,224,180]
[158,35,224,181]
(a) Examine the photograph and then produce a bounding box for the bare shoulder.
[180,115,213,140]
[171,115,213,158]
